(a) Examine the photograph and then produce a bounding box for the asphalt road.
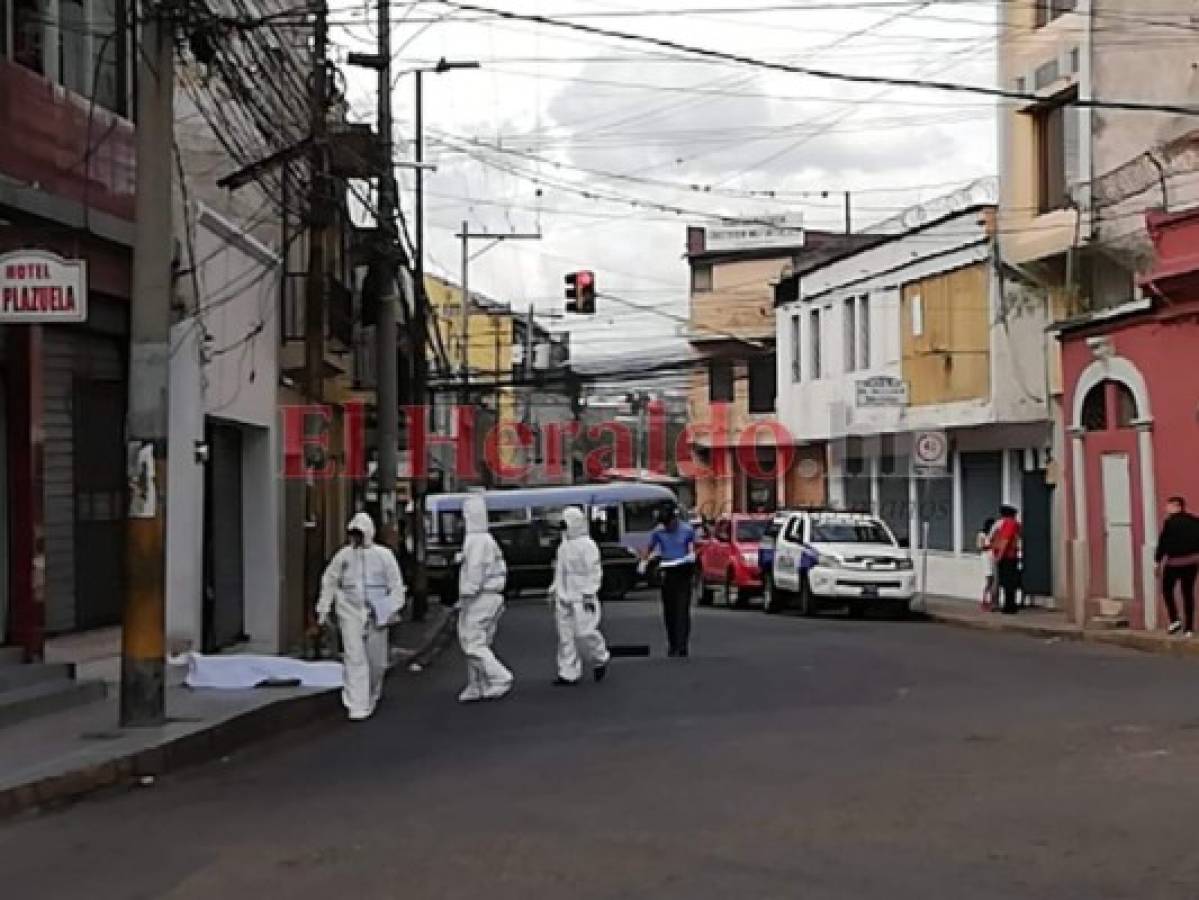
[5,593,1199,900]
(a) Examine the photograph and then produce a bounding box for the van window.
[439,511,465,544]
[590,505,620,543]
[532,506,567,528]
[489,508,528,525]
[624,501,661,533]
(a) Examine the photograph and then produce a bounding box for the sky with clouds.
[334,0,1000,362]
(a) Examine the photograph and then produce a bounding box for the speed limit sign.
[913,430,948,477]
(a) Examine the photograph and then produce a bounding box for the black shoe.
[553,677,579,687]
[593,664,608,683]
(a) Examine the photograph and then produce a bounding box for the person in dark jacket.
[1156,496,1199,637]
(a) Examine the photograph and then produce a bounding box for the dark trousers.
[660,563,694,655]
[1163,564,1198,632]
[997,558,1020,614]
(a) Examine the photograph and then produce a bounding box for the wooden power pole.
[121,5,174,726]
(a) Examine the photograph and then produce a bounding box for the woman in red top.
[991,505,1022,615]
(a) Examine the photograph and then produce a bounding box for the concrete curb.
[924,607,1199,660]
[0,609,456,822]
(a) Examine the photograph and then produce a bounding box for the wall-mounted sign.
[913,430,949,478]
[0,250,87,323]
[702,213,804,252]
[855,375,909,408]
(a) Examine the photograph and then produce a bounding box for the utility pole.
[373,0,401,546]
[844,191,852,235]
[121,4,174,725]
[410,70,430,621]
[455,224,542,407]
[524,304,534,484]
[303,0,330,644]
[409,59,478,618]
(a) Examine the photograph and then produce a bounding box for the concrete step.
[0,679,107,728]
[0,663,76,692]
[0,647,26,667]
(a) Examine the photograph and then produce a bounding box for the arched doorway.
[1070,357,1157,628]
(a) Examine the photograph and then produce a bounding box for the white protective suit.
[317,513,406,720]
[456,495,514,702]
[550,507,611,683]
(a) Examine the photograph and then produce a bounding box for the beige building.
[684,224,873,518]
[998,0,1199,614]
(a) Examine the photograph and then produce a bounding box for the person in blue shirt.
[644,504,697,657]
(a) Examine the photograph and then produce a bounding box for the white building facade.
[166,205,283,654]
[775,206,1055,602]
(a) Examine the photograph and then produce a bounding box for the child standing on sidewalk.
[977,517,997,611]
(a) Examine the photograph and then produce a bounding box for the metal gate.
[204,420,246,651]
[1021,469,1054,598]
[72,379,126,629]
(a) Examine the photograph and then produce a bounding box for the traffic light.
[564,270,596,314]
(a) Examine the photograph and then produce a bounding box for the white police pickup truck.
[763,511,916,617]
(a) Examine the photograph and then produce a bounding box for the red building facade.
[1,39,136,659]
[1059,208,1199,630]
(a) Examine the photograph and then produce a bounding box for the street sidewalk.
[922,596,1199,660]
[0,607,455,820]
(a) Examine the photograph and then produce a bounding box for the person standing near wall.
[643,505,697,657]
[1156,496,1199,638]
[991,505,1022,616]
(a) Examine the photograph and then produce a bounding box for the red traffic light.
[565,270,596,314]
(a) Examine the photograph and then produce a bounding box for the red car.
[694,514,772,608]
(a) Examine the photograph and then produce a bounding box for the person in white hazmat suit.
[456,495,514,702]
[550,507,611,686]
[316,512,406,720]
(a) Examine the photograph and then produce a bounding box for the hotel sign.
[0,250,87,323]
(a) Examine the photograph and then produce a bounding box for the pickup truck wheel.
[763,575,788,614]
[799,575,819,618]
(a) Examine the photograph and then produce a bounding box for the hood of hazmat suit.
[552,506,603,603]
[458,495,507,601]
[347,511,376,546]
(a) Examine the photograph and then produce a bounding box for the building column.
[869,455,881,516]
[6,326,45,660]
[951,448,963,555]
[1135,420,1158,631]
[1068,428,1089,626]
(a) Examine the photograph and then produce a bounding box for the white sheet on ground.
[174,652,344,689]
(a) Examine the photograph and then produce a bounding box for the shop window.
[1081,380,1138,432]
[691,263,713,293]
[921,472,955,551]
[1081,382,1107,431]
[1031,90,1079,213]
[747,354,776,414]
[1035,0,1076,28]
[960,451,1003,551]
[709,359,734,403]
[5,0,128,114]
[790,315,802,383]
[1114,382,1137,428]
[878,459,911,547]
